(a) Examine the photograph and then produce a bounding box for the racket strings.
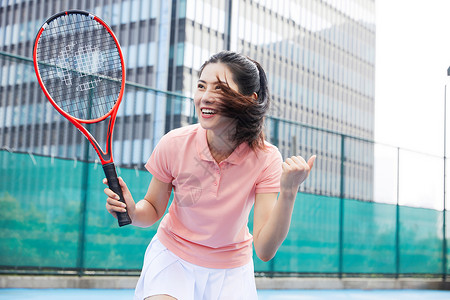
[36,13,122,121]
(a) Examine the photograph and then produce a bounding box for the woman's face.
[194,63,239,134]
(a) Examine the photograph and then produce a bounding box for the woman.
[104,51,316,300]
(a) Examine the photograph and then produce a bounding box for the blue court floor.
[1,289,450,300]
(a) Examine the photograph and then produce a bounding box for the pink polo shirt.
[145,123,282,269]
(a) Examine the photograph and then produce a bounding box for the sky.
[374,0,450,209]
[375,0,450,156]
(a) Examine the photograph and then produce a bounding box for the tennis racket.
[33,10,132,227]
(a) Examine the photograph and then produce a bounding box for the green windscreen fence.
[0,150,448,277]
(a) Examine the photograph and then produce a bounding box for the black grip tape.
[103,163,132,227]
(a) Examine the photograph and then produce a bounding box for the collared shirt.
[145,123,282,268]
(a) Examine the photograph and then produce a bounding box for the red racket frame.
[33,10,131,226]
[33,10,126,165]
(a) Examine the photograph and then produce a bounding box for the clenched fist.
[280,155,316,194]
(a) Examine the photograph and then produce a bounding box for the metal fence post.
[76,135,90,276]
[268,118,278,276]
[396,147,400,278]
[273,118,279,148]
[339,135,345,278]
[444,156,447,281]
[443,84,447,281]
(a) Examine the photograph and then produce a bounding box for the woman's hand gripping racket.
[33,10,132,226]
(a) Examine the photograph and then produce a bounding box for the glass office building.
[0,0,375,200]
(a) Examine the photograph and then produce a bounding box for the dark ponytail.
[199,51,270,151]
[248,58,270,114]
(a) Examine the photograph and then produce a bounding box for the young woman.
[104,51,316,300]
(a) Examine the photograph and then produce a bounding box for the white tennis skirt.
[134,236,258,300]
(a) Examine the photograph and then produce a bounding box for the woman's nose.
[200,90,215,104]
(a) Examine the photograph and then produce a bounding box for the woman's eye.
[197,83,205,89]
[215,85,222,90]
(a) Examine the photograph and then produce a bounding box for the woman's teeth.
[202,108,216,115]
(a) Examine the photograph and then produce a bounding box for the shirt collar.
[196,124,250,165]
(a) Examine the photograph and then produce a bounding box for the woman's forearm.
[254,155,316,261]
[130,199,162,228]
[254,189,297,261]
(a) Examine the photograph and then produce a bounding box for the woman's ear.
[252,92,258,100]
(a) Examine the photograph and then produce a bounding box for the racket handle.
[103,163,132,227]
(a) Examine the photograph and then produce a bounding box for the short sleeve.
[145,133,174,183]
[255,149,282,194]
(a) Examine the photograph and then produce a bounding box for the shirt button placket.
[214,166,220,192]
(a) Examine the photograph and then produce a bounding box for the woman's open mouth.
[201,108,217,118]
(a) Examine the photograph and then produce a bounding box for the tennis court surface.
[2,289,450,299]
